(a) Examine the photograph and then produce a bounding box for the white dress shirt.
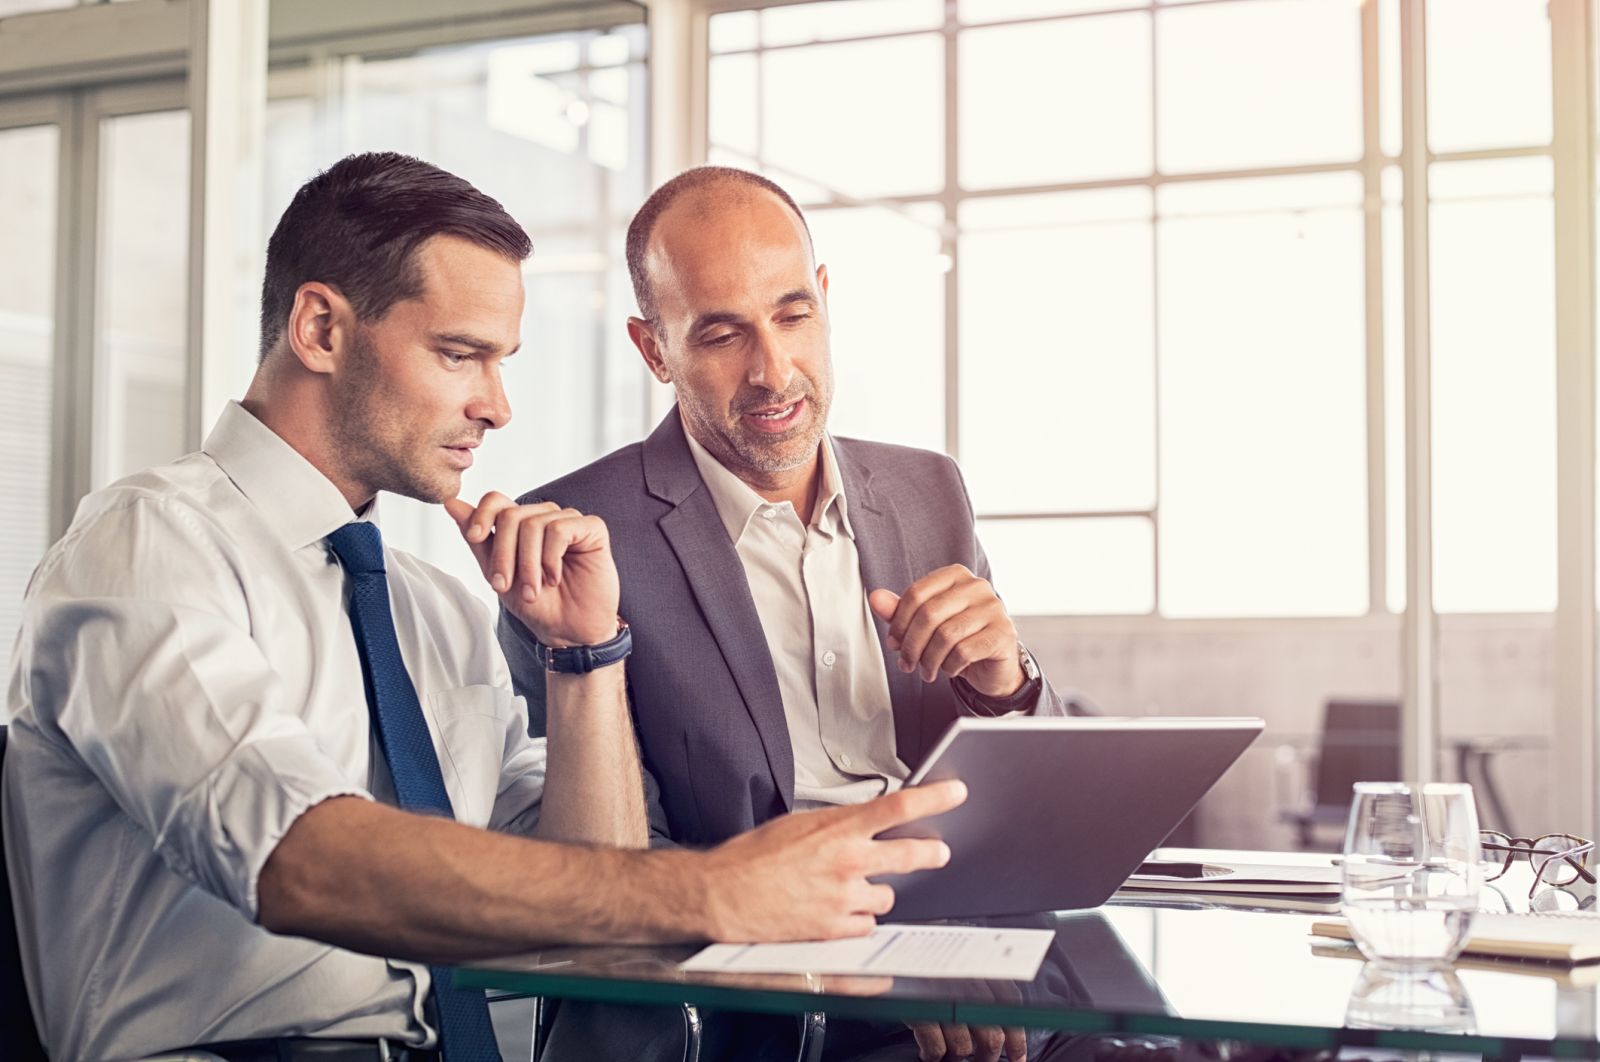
[684,429,907,810]
[2,402,546,1060]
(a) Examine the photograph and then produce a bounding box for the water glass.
[1341,782,1482,968]
[1345,963,1476,1034]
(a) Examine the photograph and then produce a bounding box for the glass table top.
[455,850,1600,1056]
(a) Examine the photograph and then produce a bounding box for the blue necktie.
[326,522,501,1062]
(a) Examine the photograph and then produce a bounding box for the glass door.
[86,82,191,488]
[0,97,63,675]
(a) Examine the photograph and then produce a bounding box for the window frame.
[690,0,1573,624]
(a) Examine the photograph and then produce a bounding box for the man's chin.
[734,435,822,475]
[385,470,460,506]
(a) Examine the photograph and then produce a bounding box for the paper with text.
[680,924,1055,980]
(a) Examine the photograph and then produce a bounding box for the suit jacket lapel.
[645,411,796,809]
[834,439,925,766]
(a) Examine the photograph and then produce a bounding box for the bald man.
[499,168,1078,1061]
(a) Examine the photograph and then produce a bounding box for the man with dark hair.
[500,167,1075,1060]
[4,152,962,1062]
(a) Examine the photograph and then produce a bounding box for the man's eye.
[783,312,811,324]
[704,333,738,347]
[442,351,472,365]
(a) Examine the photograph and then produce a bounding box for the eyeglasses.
[1481,879,1597,914]
[1480,830,1597,898]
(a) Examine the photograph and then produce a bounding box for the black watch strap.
[953,645,1042,716]
[533,621,632,674]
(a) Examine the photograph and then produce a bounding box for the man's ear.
[627,316,672,384]
[286,281,352,375]
[817,262,829,300]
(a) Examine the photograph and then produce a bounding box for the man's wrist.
[532,618,631,673]
[954,645,1042,716]
[643,848,720,941]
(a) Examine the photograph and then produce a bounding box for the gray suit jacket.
[498,410,1070,846]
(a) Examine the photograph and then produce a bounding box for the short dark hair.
[624,165,812,328]
[259,152,532,358]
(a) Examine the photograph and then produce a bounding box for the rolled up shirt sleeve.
[21,497,371,921]
[489,697,547,836]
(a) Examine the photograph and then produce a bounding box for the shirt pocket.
[425,684,516,828]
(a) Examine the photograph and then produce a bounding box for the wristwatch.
[954,642,1042,716]
[532,618,633,674]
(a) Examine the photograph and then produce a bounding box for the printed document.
[680,924,1055,980]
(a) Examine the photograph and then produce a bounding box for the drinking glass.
[1341,782,1482,967]
[1345,963,1476,1033]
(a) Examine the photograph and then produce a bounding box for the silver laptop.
[877,716,1263,921]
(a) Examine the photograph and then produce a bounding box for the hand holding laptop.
[697,779,967,942]
[877,717,1264,920]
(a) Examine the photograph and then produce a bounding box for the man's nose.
[746,328,796,394]
[468,366,512,429]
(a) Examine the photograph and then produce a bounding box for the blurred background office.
[0,0,1594,853]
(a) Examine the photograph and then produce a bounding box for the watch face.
[1019,645,1041,681]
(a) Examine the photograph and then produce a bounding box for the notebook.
[1311,910,1600,964]
[1115,888,1343,914]
[1124,860,1342,896]
[1310,941,1600,987]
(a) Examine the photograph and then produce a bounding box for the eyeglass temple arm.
[1563,846,1598,884]
[1482,839,1598,883]
[1535,841,1598,883]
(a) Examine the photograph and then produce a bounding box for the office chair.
[1,724,48,1062]
[530,997,824,1062]
[1279,699,1400,850]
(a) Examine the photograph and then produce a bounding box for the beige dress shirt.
[684,428,908,810]
[3,402,546,1060]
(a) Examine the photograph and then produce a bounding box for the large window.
[264,26,651,595]
[707,0,1560,621]
[0,120,57,671]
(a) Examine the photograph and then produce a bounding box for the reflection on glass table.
[1273,723,1548,845]
[1344,964,1475,1035]
[457,851,1600,1058]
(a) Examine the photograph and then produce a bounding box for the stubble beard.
[330,330,461,505]
[682,378,832,480]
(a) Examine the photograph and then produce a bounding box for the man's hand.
[909,1021,1027,1062]
[445,494,619,647]
[869,565,1024,698]
[698,780,967,942]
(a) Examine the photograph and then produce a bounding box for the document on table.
[679,924,1056,980]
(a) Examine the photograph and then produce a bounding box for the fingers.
[884,566,968,647]
[514,516,545,603]
[972,1024,1005,1062]
[489,503,532,594]
[909,1022,946,1062]
[850,779,967,835]
[539,512,609,589]
[868,588,900,622]
[895,587,978,679]
[881,566,1014,683]
[449,496,612,603]
[942,1023,975,1060]
[917,612,991,683]
[852,881,896,917]
[1006,1026,1029,1062]
[448,492,519,577]
[442,496,475,530]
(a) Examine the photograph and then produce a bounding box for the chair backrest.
[1312,698,1401,813]
[1,725,49,1059]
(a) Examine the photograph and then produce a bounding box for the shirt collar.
[202,400,367,551]
[682,419,855,545]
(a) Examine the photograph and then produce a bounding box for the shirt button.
[840,753,853,769]
[822,649,838,667]
[762,507,779,520]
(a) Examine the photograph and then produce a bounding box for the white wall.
[1018,613,1556,850]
